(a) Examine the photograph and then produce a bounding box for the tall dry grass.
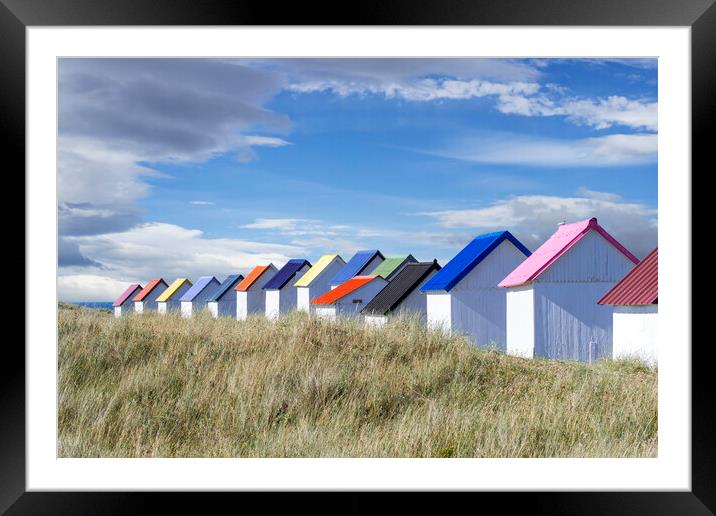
[58,304,657,457]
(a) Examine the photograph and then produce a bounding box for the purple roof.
[180,276,219,301]
[113,283,142,307]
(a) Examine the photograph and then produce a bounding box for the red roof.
[132,278,166,302]
[499,217,638,288]
[599,247,658,306]
[311,276,378,305]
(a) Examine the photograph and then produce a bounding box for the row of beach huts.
[112,218,658,365]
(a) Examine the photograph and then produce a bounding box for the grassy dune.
[58,304,657,457]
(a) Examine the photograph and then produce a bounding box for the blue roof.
[329,249,384,285]
[421,231,531,292]
[263,259,311,290]
[180,276,220,301]
[207,274,244,302]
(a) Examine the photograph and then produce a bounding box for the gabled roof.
[499,218,638,288]
[113,283,142,307]
[329,249,384,285]
[132,278,168,302]
[180,276,219,302]
[294,254,344,287]
[311,275,380,305]
[422,231,531,292]
[599,247,658,306]
[369,254,417,280]
[263,259,311,290]
[208,274,244,302]
[156,278,192,302]
[362,261,442,316]
[235,264,275,292]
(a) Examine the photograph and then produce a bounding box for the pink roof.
[113,283,142,307]
[498,218,638,288]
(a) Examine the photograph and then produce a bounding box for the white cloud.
[419,191,657,258]
[57,59,292,262]
[268,58,656,132]
[287,78,540,102]
[497,94,657,131]
[433,132,657,168]
[189,200,215,206]
[58,274,133,303]
[61,222,305,292]
[243,135,292,147]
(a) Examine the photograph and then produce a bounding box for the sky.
[57,58,658,302]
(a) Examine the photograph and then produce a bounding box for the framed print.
[4,0,711,512]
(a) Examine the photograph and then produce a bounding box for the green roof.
[368,255,417,280]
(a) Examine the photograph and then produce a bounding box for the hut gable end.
[452,240,530,292]
[536,230,637,284]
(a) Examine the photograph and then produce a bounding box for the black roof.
[361,260,441,316]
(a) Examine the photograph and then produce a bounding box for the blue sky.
[57,58,657,301]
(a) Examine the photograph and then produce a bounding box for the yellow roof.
[294,254,341,287]
[156,278,192,302]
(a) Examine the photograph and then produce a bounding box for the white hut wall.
[533,282,615,362]
[532,231,637,362]
[180,301,192,318]
[296,287,311,312]
[426,292,451,332]
[505,285,535,358]
[265,290,281,319]
[613,305,658,365]
[449,240,529,350]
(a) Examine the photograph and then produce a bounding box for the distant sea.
[76,302,113,310]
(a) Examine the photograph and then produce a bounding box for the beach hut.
[328,249,384,289]
[362,260,441,327]
[235,264,278,320]
[369,254,418,281]
[156,278,192,315]
[311,275,388,320]
[499,217,639,362]
[112,283,142,317]
[421,231,531,350]
[263,259,312,319]
[207,274,244,318]
[179,276,221,318]
[598,247,658,365]
[294,254,346,312]
[132,278,168,314]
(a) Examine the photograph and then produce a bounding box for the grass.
[58,304,657,457]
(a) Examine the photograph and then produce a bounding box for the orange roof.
[311,275,378,305]
[235,265,272,292]
[132,278,166,302]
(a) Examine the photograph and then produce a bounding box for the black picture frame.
[4,0,710,513]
